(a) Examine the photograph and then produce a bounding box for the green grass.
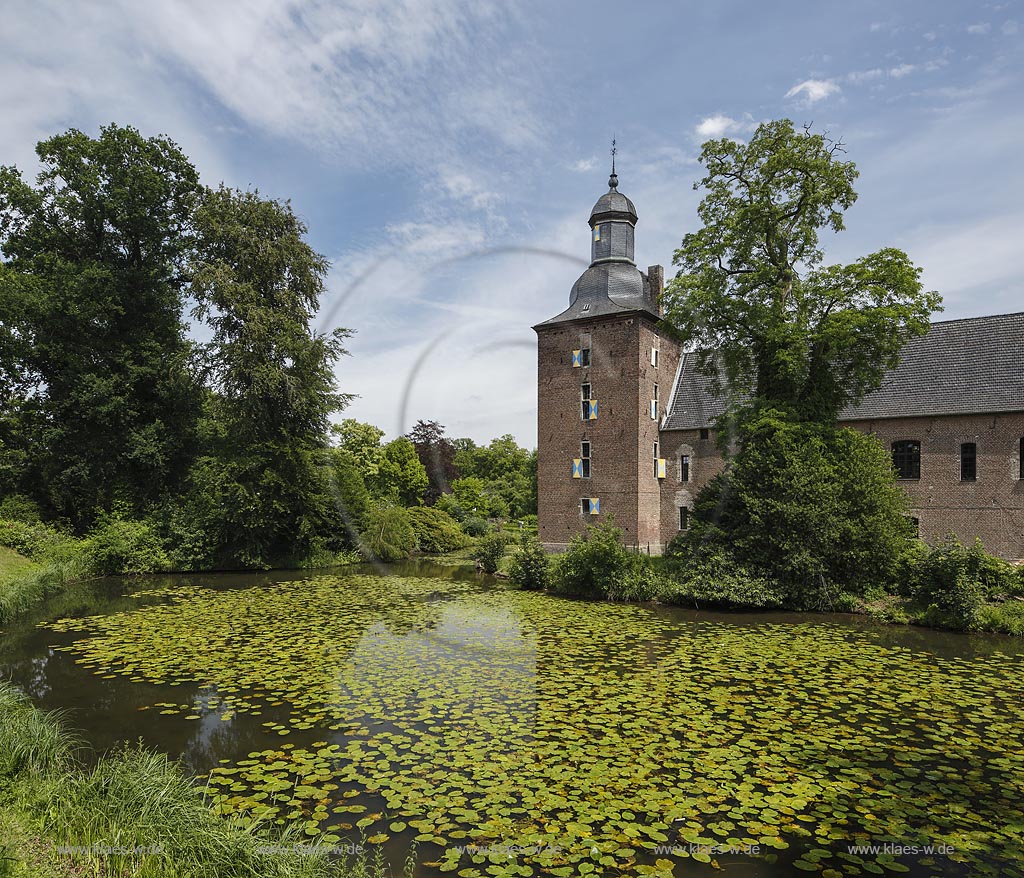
[0,683,398,878]
[0,546,37,579]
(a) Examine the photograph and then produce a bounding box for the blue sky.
[2,0,1021,447]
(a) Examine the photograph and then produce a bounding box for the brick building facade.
[535,173,1024,559]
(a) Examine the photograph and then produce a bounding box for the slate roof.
[534,262,658,328]
[590,188,637,222]
[662,312,1024,430]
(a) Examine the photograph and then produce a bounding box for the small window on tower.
[680,454,691,483]
[593,226,601,242]
[579,348,590,367]
[653,441,659,478]
[699,428,710,441]
[581,384,596,420]
[679,507,690,530]
[580,441,591,478]
[651,347,659,368]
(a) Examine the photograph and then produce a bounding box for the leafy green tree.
[185,186,351,567]
[688,410,914,607]
[332,419,385,479]
[0,125,204,526]
[373,437,428,506]
[663,119,940,424]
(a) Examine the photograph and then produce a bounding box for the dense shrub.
[664,547,784,609]
[81,518,172,576]
[663,531,689,560]
[688,412,914,608]
[507,533,551,590]
[905,536,1006,630]
[552,519,640,599]
[0,494,41,523]
[360,506,416,562]
[606,564,673,602]
[461,516,490,537]
[407,506,469,554]
[473,531,509,574]
[0,518,75,561]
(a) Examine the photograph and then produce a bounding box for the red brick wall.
[843,413,1024,560]
[657,415,1024,560]
[536,313,680,552]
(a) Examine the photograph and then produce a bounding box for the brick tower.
[533,162,679,552]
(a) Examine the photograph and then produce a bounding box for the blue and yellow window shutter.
[587,400,598,420]
[572,350,582,368]
[572,459,583,478]
[589,498,600,515]
[656,458,667,479]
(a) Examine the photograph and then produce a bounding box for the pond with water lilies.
[2,561,1024,878]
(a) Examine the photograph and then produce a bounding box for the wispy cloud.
[967,22,992,35]
[570,158,598,172]
[785,78,841,104]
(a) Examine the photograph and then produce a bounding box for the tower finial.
[609,137,618,189]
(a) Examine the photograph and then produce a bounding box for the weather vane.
[610,137,617,175]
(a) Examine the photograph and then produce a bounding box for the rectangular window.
[581,441,591,478]
[699,428,709,441]
[960,442,977,482]
[1020,438,1024,480]
[892,440,921,480]
[571,348,591,368]
[653,442,659,478]
[679,507,690,530]
[593,226,601,242]
[651,347,659,368]
[581,498,600,515]
[580,384,595,420]
[680,454,691,483]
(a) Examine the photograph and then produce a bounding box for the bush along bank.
[0,682,402,878]
[504,518,1024,635]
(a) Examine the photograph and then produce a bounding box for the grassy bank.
[0,550,86,626]
[0,683,396,878]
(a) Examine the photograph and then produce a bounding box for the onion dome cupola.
[533,143,663,329]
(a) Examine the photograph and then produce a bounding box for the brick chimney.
[647,264,664,314]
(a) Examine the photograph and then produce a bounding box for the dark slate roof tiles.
[662,312,1024,430]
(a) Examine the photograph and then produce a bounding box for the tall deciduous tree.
[663,119,941,424]
[407,419,457,504]
[186,186,351,567]
[0,125,203,525]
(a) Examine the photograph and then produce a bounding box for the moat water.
[2,561,1023,877]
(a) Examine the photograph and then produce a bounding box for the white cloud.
[967,22,991,34]
[570,158,597,172]
[1003,20,1019,35]
[785,79,841,104]
[0,0,541,174]
[889,64,916,78]
[694,114,740,139]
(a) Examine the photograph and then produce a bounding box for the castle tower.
[533,162,679,552]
